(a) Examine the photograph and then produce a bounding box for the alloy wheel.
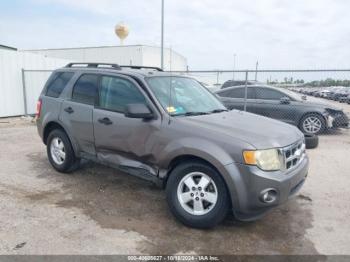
[177,172,218,216]
[302,116,322,134]
[50,137,66,165]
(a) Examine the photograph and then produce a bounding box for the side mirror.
[280,96,291,104]
[125,103,154,119]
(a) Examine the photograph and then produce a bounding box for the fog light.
[260,189,277,203]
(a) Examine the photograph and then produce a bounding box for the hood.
[178,110,303,149]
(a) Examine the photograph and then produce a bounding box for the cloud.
[1,0,349,70]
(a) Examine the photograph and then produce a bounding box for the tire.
[305,133,319,149]
[47,129,80,173]
[166,161,230,229]
[299,113,326,135]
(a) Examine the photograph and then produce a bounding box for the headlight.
[243,149,282,171]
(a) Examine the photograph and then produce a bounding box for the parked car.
[215,85,349,134]
[334,92,349,102]
[36,63,309,228]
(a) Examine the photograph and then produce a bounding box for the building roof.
[0,44,17,51]
[25,44,146,51]
[23,45,186,60]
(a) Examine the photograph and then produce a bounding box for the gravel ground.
[0,98,349,255]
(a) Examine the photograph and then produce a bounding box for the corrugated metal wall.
[0,50,69,117]
[141,46,187,71]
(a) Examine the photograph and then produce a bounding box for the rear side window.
[99,76,146,113]
[72,74,99,105]
[217,89,232,97]
[255,87,285,100]
[46,72,74,98]
[218,87,254,99]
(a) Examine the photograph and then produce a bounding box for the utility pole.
[169,46,172,71]
[233,53,236,80]
[255,60,259,81]
[161,0,164,70]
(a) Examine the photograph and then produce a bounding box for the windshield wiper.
[209,109,228,113]
[184,111,210,116]
[174,111,209,117]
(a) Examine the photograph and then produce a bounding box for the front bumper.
[224,156,309,221]
[329,113,349,128]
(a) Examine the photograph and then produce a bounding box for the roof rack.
[65,63,121,70]
[120,65,163,71]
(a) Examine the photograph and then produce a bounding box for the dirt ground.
[0,99,349,255]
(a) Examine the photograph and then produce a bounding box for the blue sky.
[0,0,349,70]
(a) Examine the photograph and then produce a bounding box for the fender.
[157,137,243,210]
[42,118,80,158]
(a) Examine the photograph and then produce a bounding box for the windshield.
[146,76,226,116]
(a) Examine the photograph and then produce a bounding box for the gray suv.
[36,63,309,228]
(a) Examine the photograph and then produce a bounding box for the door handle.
[64,107,74,114]
[98,117,113,125]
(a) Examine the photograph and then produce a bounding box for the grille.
[281,140,306,170]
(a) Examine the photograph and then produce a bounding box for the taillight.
[36,99,42,118]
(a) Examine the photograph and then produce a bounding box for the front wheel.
[166,161,229,229]
[299,113,326,135]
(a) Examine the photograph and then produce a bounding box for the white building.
[26,45,187,71]
[0,49,69,117]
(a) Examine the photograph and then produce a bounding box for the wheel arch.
[43,121,79,156]
[43,121,65,144]
[298,111,326,128]
[162,154,234,210]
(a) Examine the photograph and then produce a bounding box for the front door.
[253,86,296,125]
[93,74,160,175]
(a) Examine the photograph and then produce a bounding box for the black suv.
[215,85,349,134]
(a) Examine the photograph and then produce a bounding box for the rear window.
[46,72,74,98]
[72,74,99,105]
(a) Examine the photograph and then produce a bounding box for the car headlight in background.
[243,149,282,171]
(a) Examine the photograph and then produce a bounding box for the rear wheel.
[47,129,80,173]
[166,161,229,229]
[300,113,325,135]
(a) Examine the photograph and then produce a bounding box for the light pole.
[161,0,164,70]
[255,60,259,81]
[233,54,236,80]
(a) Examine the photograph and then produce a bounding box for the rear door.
[59,73,99,156]
[93,74,161,176]
[218,87,255,111]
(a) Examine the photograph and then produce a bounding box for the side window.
[218,87,254,98]
[99,76,146,112]
[46,72,74,98]
[72,74,99,105]
[229,88,244,98]
[217,89,233,97]
[255,87,285,100]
